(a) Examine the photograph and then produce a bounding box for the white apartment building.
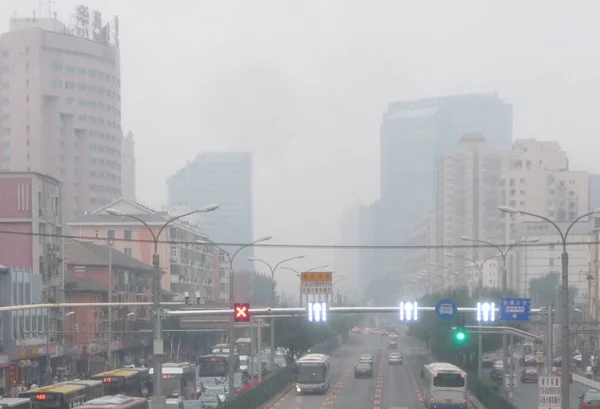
[436,134,504,284]
[514,221,592,305]
[403,213,436,280]
[461,257,501,294]
[498,139,590,289]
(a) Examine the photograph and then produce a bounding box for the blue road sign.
[500,298,532,321]
[435,298,457,321]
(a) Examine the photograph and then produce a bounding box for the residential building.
[67,198,217,300]
[379,93,512,279]
[404,213,437,283]
[461,257,501,294]
[589,174,600,211]
[64,240,159,369]
[514,221,591,305]
[335,200,362,302]
[498,140,590,288]
[167,152,253,271]
[214,249,230,302]
[0,14,123,220]
[0,267,50,383]
[435,134,504,283]
[121,131,135,200]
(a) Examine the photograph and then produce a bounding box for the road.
[483,364,589,409]
[262,333,479,409]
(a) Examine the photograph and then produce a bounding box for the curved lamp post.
[247,255,305,371]
[105,204,219,404]
[498,205,600,409]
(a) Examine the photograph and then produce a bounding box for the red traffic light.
[234,303,250,322]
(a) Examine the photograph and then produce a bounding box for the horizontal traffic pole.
[452,325,541,340]
[0,301,186,312]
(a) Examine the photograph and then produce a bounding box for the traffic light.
[307,302,327,322]
[234,303,250,322]
[399,301,418,321]
[455,316,466,343]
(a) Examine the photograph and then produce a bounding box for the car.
[521,354,536,366]
[579,389,600,409]
[521,367,538,383]
[490,361,505,381]
[388,353,403,365]
[359,354,373,364]
[481,353,495,368]
[355,362,373,378]
[388,341,398,349]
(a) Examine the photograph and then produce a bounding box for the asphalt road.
[262,333,479,409]
[482,364,590,409]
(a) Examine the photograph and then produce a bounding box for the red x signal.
[234,303,250,322]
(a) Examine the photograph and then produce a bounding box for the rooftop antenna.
[47,0,56,18]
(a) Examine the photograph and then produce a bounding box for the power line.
[0,228,595,250]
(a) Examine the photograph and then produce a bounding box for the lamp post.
[105,204,219,408]
[280,265,328,307]
[498,206,600,409]
[247,255,305,370]
[207,236,272,397]
[460,235,539,399]
[446,252,499,379]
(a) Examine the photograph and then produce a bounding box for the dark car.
[521,354,536,366]
[355,362,373,378]
[388,341,398,349]
[521,367,538,383]
[555,369,573,383]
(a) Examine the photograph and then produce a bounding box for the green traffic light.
[456,332,465,341]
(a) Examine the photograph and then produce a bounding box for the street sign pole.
[538,375,561,409]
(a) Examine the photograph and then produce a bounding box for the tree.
[251,273,276,305]
[529,272,559,306]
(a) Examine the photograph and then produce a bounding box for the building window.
[66,97,75,105]
[2,51,8,58]
[77,67,86,75]
[52,80,63,89]
[124,230,132,240]
[1,82,8,89]
[107,230,115,240]
[1,66,8,74]
[1,98,9,105]
[52,62,62,71]
[66,66,75,73]
[77,83,86,91]
[124,248,132,256]
[65,81,75,89]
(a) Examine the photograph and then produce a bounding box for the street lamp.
[498,205,600,409]
[446,252,499,380]
[281,265,328,307]
[204,235,272,397]
[105,204,219,408]
[460,236,540,291]
[247,255,305,370]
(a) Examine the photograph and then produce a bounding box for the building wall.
[436,134,504,279]
[514,221,592,304]
[403,213,436,281]
[335,201,362,301]
[121,131,135,201]
[67,292,102,346]
[167,152,254,271]
[0,17,122,220]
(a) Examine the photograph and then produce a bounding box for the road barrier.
[216,337,342,409]
[465,370,519,409]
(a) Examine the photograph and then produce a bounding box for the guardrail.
[466,371,519,409]
[573,373,600,389]
[216,337,342,409]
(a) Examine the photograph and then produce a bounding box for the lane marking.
[406,357,426,408]
[373,348,385,409]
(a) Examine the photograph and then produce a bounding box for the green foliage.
[251,273,276,306]
[268,314,360,363]
[529,272,559,306]
[408,286,524,358]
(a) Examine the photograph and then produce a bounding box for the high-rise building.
[0,14,122,221]
[121,130,135,200]
[499,139,590,289]
[378,93,512,278]
[335,200,362,302]
[167,152,253,271]
[435,134,504,281]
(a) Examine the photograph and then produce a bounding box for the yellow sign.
[301,272,332,282]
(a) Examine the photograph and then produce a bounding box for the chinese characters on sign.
[300,272,333,295]
[537,376,561,409]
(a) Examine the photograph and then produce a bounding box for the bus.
[211,344,231,355]
[293,353,331,394]
[19,381,100,409]
[197,355,229,378]
[0,398,32,409]
[78,395,148,409]
[91,367,150,397]
[149,362,196,399]
[422,362,467,409]
[235,338,251,357]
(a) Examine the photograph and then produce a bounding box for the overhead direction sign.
[538,375,561,409]
[500,298,532,321]
[301,272,333,296]
[435,298,457,321]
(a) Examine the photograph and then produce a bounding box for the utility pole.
[107,246,113,370]
[545,303,553,375]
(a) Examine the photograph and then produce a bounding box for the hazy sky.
[3,0,600,297]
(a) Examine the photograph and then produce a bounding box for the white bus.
[422,362,468,409]
[149,362,196,399]
[0,399,32,409]
[293,353,331,394]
